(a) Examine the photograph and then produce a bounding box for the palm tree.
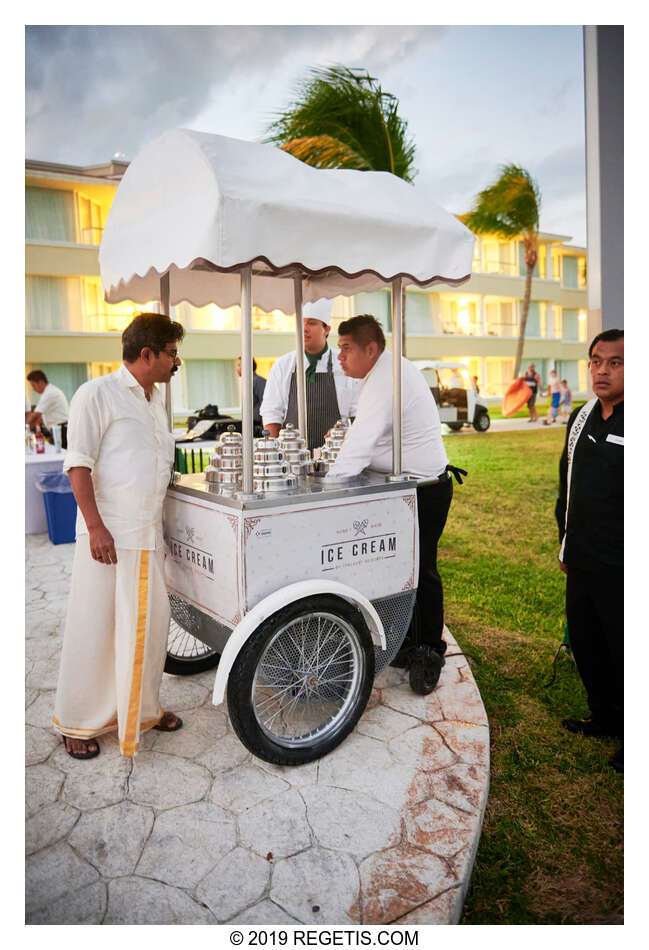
[265,65,416,352]
[463,164,541,380]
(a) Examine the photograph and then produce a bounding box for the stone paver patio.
[26,533,489,925]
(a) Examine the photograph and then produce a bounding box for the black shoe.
[409,645,445,696]
[609,745,624,773]
[562,717,622,739]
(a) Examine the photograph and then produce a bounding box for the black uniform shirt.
[555,400,624,570]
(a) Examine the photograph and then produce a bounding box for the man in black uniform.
[555,328,624,772]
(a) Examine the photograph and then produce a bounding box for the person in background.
[236,355,266,435]
[52,313,186,760]
[472,375,480,394]
[543,369,562,425]
[555,329,624,772]
[558,378,573,424]
[522,364,542,422]
[448,368,464,389]
[260,298,358,450]
[26,370,69,441]
[325,314,463,681]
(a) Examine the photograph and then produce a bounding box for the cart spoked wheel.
[409,645,445,696]
[227,595,375,765]
[164,618,221,676]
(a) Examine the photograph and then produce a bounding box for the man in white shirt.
[52,313,185,760]
[260,299,357,450]
[26,370,69,435]
[326,314,456,670]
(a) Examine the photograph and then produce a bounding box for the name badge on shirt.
[606,434,624,446]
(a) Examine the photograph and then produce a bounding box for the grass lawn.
[439,428,623,924]
[487,400,585,421]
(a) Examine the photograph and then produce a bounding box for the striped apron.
[285,349,341,451]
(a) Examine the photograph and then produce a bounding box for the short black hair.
[27,370,48,384]
[337,314,386,352]
[588,328,624,358]
[122,312,185,363]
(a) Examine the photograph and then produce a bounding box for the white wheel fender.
[212,580,386,706]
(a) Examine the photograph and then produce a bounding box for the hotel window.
[562,309,579,342]
[26,276,83,331]
[440,296,479,335]
[562,256,579,289]
[578,360,587,392]
[182,360,239,412]
[25,186,76,242]
[485,358,515,397]
[539,302,548,338]
[78,194,104,245]
[404,292,435,335]
[552,306,562,339]
[81,278,141,332]
[484,298,517,337]
[482,240,517,276]
[578,310,588,342]
[525,301,541,337]
[174,302,240,331]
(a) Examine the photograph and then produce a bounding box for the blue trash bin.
[35,471,77,544]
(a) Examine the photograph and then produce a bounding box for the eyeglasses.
[160,347,179,360]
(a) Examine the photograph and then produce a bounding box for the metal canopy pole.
[293,274,308,446]
[390,277,403,477]
[240,265,254,495]
[160,272,173,432]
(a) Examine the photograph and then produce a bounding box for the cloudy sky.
[26,24,587,244]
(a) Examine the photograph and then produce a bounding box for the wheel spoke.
[251,610,365,748]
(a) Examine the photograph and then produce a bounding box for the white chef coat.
[260,348,358,425]
[36,383,69,426]
[326,351,449,480]
[63,364,175,550]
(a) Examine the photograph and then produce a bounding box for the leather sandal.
[154,711,183,732]
[63,736,100,760]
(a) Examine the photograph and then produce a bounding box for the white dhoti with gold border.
[52,535,170,756]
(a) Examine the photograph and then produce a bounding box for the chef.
[325,314,461,671]
[260,298,358,450]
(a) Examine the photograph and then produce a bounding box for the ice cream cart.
[99,129,475,764]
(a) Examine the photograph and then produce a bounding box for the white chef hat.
[303,298,333,325]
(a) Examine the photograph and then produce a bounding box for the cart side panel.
[163,492,242,626]
[243,488,418,612]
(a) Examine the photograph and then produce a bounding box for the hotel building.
[26,157,589,416]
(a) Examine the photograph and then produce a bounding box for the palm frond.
[280,135,369,170]
[264,65,417,182]
[464,163,541,240]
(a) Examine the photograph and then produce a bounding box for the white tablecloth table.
[25,447,66,535]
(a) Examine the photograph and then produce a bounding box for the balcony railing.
[441,322,482,336]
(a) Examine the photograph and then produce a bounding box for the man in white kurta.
[52,313,185,758]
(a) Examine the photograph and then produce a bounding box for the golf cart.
[413,360,490,432]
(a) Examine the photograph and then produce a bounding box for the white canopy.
[99,128,475,314]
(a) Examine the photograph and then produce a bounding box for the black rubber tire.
[164,618,220,676]
[447,422,464,432]
[227,595,375,765]
[473,411,491,432]
[409,647,445,695]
